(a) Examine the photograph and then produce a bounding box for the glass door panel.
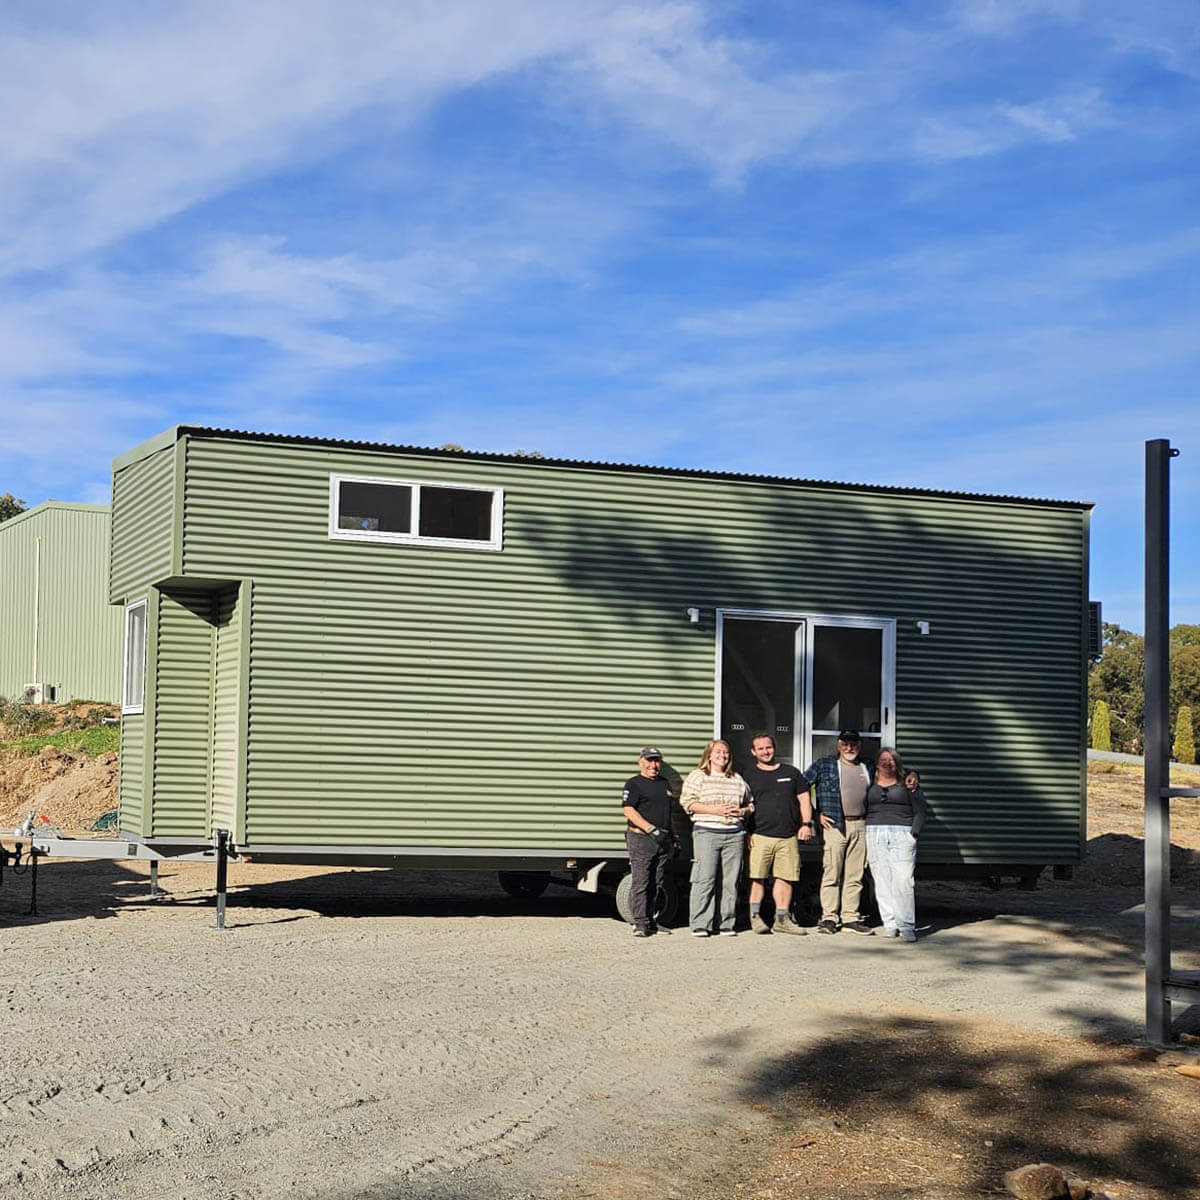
[719,618,800,772]
[810,624,885,763]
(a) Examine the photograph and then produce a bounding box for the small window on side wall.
[123,599,147,714]
[329,475,503,551]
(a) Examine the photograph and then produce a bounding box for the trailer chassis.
[1,827,234,923]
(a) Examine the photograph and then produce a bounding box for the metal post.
[148,859,160,901]
[214,828,229,931]
[27,847,39,917]
[1145,438,1175,1044]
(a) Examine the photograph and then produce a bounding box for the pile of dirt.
[0,701,120,832]
[0,746,118,831]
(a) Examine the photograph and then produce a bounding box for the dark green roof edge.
[111,425,181,474]
[152,424,1093,511]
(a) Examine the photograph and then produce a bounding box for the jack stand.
[148,860,160,901]
[214,829,229,931]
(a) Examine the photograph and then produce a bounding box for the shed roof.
[113,424,1093,511]
[0,501,110,534]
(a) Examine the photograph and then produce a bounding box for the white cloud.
[0,0,613,274]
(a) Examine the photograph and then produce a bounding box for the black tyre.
[497,871,551,899]
[614,871,679,926]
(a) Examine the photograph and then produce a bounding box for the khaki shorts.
[748,835,800,882]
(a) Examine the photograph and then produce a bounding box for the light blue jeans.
[689,828,745,933]
[866,824,917,936]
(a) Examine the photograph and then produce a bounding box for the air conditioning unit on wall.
[22,683,56,704]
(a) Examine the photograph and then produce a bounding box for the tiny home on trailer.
[110,426,1092,915]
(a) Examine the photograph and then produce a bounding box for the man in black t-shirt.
[621,746,674,938]
[745,733,815,935]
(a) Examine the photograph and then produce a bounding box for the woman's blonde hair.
[698,739,735,777]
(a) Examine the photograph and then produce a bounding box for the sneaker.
[691,929,710,938]
[633,925,651,937]
[750,912,771,935]
[881,926,899,939]
[844,920,875,936]
[901,929,918,943]
[817,919,839,935]
[774,913,807,936]
[719,929,738,937]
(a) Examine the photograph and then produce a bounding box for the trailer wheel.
[614,871,679,927]
[497,871,551,899]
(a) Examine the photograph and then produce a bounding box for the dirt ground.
[2,763,1199,1200]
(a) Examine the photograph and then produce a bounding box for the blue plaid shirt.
[800,755,875,834]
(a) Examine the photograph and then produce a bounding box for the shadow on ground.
[0,856,150,925]
[732,1015,1198,1197]
[216,867,619,921]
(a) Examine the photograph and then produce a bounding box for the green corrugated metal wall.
[151,588,215,837]
[112,444,176,836]
[105,431,1087,864]
[0,504,122,703]
[209,584,243,837]
[110,444,175,604]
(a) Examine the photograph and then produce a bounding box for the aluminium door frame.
[714,608,897,766]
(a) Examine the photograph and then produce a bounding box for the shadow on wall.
[731,1014,1197,1195]
[520,493,1088,859]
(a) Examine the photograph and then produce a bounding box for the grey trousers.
[689,828,745,933]
[820,818,868,924]
[626,829,669,929]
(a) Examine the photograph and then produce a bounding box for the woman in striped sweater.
[680,739,753,937]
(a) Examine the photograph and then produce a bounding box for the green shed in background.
[109,426,1092,882]
[0,502,122,704]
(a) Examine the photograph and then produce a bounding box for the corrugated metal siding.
[169,435,1087,863]
[110,445,176,603]
[209,585,241,834]
[0,505,122,702]
[151,588,214,837]
[118,710,145,832]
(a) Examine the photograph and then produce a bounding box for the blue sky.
[1,0,1197,631]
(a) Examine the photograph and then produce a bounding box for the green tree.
[1175,705,1196,765]
[0,492,26,523]
[1088,623,1144,752]
[1088,621,1200,755]
[1090,699,1111,751]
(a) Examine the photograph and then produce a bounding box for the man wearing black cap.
[621,747,675,938]
[800,730,875,935]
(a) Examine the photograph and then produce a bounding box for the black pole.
[1145,439,1175,1044]
[27,847,39,917]
[215,828,229,931]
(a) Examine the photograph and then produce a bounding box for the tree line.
[1089,622,1200,762]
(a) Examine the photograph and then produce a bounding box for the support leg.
[27,849,39,917]
[214,829,229,932]
[148,860,160,901]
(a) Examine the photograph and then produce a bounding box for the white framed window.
[328,474,504,552]
[122,599,148,714]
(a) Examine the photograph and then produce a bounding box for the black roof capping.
[177,425,1093,511]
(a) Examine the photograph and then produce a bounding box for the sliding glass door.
[718,611,895,772]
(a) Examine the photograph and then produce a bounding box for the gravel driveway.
[1,858,1193,1199]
